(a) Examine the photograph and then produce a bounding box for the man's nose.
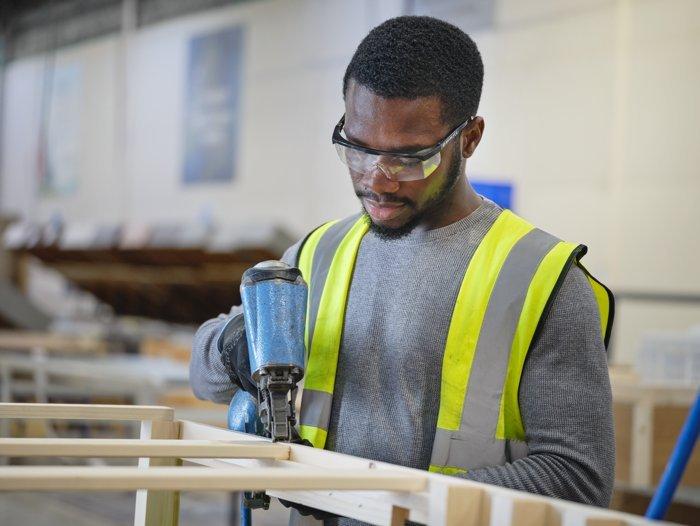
[365,163,400,194]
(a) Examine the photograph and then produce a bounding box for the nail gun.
[239,260,307,442]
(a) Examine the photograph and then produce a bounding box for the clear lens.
[419,152,441,179]
[334,144,441,182]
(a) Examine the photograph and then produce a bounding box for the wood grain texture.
[429,483,487,526]
[614,402,633,483]
[630,397,653,486]
[179,420,657,526]
[511,499,560,526]
[0,406,669,526]
[0,466,427,492]
[586,519,627,526]
[0,403,174,421]
[390,506,410,526]
[0,331,107,354]
[0,438,290,459]
[653,405,700,486]
[134,420,181,526]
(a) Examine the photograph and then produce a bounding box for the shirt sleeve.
[188,241,303,403]
[464,265,615,507]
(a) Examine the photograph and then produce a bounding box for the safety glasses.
[332,114,474,182]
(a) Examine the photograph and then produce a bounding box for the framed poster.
[37,63,83,196]
[183,25,244,184]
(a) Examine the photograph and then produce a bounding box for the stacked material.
[3,220,294,324]
[637,328,700,386]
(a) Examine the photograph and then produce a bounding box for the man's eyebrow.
[344,131,433,153]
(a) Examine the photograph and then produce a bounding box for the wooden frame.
[610,369,698,488]
[0,331,108,355]
[0,403,671,526]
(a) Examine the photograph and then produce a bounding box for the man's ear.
[461,116,485,158]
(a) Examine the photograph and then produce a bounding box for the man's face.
[343,82,464,238]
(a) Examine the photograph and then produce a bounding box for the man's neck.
[416,177,482,232]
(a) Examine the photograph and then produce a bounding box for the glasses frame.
[332,114,475,162]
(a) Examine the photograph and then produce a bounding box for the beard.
[357,145,464,240]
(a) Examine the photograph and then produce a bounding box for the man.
[190,14,615,518]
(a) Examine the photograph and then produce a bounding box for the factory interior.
[0,0,698,525]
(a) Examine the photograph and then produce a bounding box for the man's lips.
[364,199,406,221]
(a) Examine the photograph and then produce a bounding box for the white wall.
[1,37,121,223]
[471,0,700,363]
[1,0,403,234]
[2,0,699,363]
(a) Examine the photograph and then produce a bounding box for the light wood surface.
[390,506,410,526]
[652,404,700,486]
[141,339,190,363]
[586,519,627,526]
[0,403,670,526]
[428,485,487,526]
[0,403,174,421]
[180,420,662,526]
[0,331,107,354]
[134,420,181,526]
[609,367,699,488]
[0,438,290,459]
[511,499,560,526]
[0,466,426,492]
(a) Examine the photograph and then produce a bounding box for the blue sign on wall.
[472,180,513,210]
[183,26,243,184]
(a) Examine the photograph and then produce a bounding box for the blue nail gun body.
[228,260,307,442]
[240,260,307,442]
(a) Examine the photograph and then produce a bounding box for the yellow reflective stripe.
[304,216,369,395]
[298,220,339,354]
[437,210,533,431]
[497,241,579,441]
[586,275,610,341]
[299,424,327,449]
[298,220,338,282]
[577,263,614,348]
[429,465,467,476]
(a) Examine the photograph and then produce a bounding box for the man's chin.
[363,210,421,240]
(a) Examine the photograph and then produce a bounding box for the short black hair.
[343,16,484,127]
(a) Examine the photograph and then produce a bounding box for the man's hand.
[217,313,257,397]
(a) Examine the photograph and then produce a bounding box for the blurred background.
[0,0,698,525]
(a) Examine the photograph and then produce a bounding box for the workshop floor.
[0,491,290,525]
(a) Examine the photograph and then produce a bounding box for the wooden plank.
[0,331,107,354]
[390,506,410,526]
[610,370,697,407]
[0,403,174,421]
[0,409,667,526]
[511,499,560,526]
[134,420,181,526]
[181,422,655,526]
[653,405,700,486]
[630,397,653,486]
[429,483,486,526]
[0,466,427,492]
[586,519,627,526]
[141,339,190,363]
[613,402,633,483]
[49,262,251,285]
[0,438,290,459]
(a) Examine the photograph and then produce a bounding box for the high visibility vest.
[295,209,613,475]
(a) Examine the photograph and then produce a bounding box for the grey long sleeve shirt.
[189,200,615,513]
